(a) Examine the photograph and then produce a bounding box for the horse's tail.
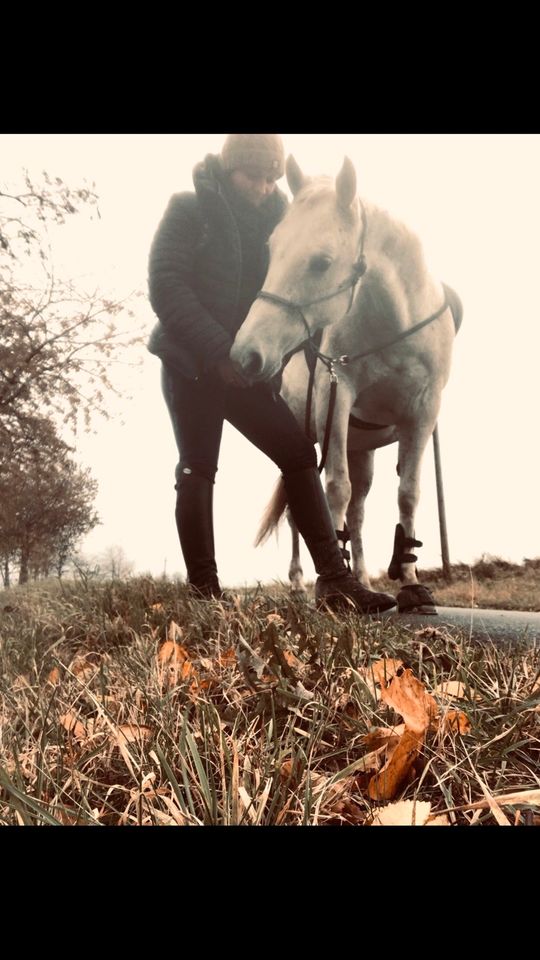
[254,475,288,547]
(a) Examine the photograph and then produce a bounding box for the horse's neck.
[357,201,442,333]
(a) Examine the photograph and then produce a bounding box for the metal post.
[432,423,451,580]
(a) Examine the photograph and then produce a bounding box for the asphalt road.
[380,605,540,644]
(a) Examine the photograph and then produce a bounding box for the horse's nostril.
[244,350,264,378]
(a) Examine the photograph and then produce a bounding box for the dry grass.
[0,566,538,826]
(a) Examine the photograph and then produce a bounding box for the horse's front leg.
[287,508,306,592]
[389,420,438,613]
[346,447,375,588]
[315,380,355,555]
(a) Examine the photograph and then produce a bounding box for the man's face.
[229,167,279,207]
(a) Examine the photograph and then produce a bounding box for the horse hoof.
[397,584,437,615]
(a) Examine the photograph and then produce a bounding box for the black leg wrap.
[396,583,437,614]
[335,524,351,568]
[388,523,423,581]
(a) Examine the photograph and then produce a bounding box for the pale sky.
[2,134,539,586]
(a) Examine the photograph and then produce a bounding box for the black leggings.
[161,365,317,485]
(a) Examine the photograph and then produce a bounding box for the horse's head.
[231,155,365,383]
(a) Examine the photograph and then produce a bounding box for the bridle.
[255,198,369,382]
[254,196,450,473]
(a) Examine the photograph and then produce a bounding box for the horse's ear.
[286,154,305,196]
[336,156,357,210]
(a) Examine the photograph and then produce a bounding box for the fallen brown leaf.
[280,759,295,781]
[282,649,305,674]
[380,668,438,733]
[158,639,189,664]
[326,798,365,824]
[371,799,432,826]
[425,813,451,826]
[368,727,423,801]
[218,647,237,667]
[362,725,405,751]
[370,658,404,685]
[60,711,87,740]
[115,724,153,744]
[434,679,481,701]
[157,639,198,689]
[443,709,471,734]
[46,667,61,685]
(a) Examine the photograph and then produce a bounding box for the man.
[147,133,396,613]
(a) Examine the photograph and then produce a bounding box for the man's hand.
[215,357,250,387]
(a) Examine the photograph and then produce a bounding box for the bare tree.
[0,169,144,442]
[99,544,135,580]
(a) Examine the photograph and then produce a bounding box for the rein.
[305,294,449,471]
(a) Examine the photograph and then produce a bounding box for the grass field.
[1,558,539,826]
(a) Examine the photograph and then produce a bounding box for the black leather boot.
[175,472,223,599]
[283,467,396,614]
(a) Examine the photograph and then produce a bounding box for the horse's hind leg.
[346,447,375,588]
[390,424,437,614]
[287,508,306,593]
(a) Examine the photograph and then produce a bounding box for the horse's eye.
[309,255,332,273]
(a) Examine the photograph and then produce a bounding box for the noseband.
[255,198,369,381]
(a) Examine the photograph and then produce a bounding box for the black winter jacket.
[147,154,288,379]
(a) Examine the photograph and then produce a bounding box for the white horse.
[231,156,461,614]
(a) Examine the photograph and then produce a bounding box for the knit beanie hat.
[220,134,285,178]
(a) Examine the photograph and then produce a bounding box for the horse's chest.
[353,364,431,423]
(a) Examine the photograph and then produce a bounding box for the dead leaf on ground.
[368,727,424,801]
[218,647,237,668]
[158,639,190,663]
[371,799,433,826]
[443,709,471,735]
[425,813,451,826]
[325,798,365,824]
[362,725,405,751]
[380,668,438,733]
[46,667,61,685]
[59,711,88,740]
[51,807,87,825]
[434,679,481,701]
[157,639,198,689]
[354,742,400,774]
[282,649,305,674]
[370,658,404,685]
[280,760,295,781]
[115,724,153,745]
[237,648,275,688]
